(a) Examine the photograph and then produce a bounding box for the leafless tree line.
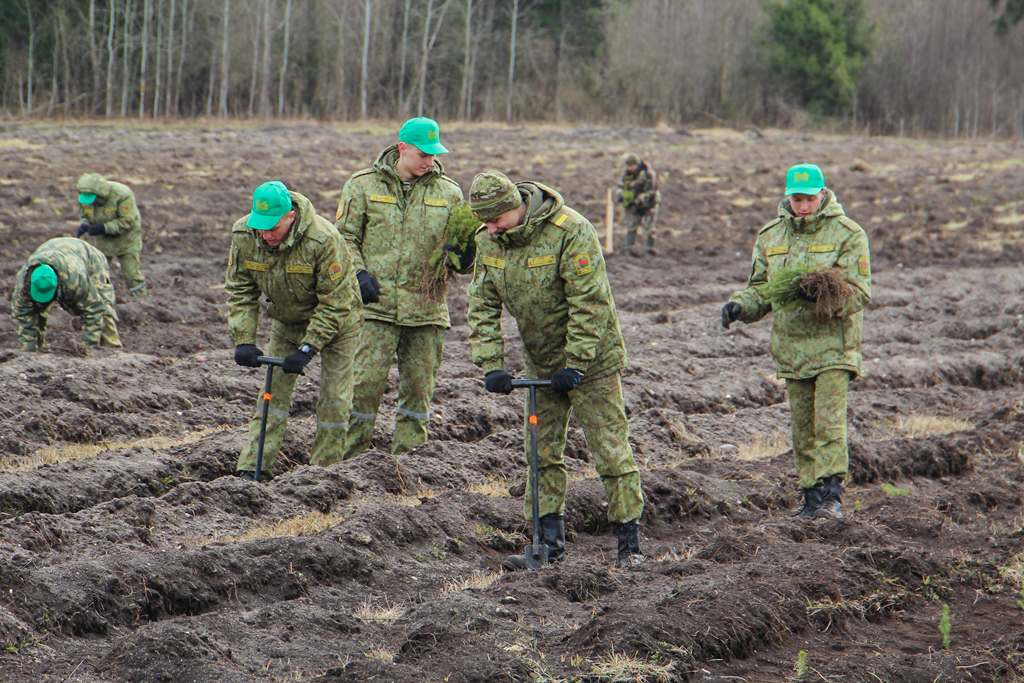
[2,0,1023,137]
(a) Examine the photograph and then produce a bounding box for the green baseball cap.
[399,117,449,155]
[785,164,825,196]
[246,181,293,231]
[30,264,57,303]
[79,192,97,204]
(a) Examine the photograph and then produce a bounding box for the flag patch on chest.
[573,253,592,275]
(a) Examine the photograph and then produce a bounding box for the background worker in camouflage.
[335,117,471,459]
[467,170,645,570]
[76,173,147,296]
[11,237,122,351]
[721,163,871,520]
[616,152,660,250]
[226,181,362,480]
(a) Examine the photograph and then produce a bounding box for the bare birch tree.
[218,0,230,116]
[278,0,292,116]
[506,0,517,121]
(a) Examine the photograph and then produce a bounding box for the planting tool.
[253,356,287,483]
[511,378,553,569]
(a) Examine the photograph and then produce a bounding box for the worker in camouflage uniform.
[722,164,871,519]
[11,237,121,351]
[616,153,659,250]
[226,181,362,480]
[76,173,147,296]
[467,170,645,570]
[335,117,471,459]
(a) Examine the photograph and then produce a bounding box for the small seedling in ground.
[939,604,952,649]
[1017,587,1024,613]
[794,650,808,678]
[880,482,907,496]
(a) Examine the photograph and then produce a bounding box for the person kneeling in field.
[721,163,871,519]
[11,237,122,351]
[467,170,646,570]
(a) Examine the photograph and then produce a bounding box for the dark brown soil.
[0,121,1023,683]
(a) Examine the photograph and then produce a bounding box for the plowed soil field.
[0,122,1023,683]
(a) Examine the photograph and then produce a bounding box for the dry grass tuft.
[886,414,973,439]
[1000,551,1024,590]
[441,569,503,594]
[587,651,676,682]
[656,544,698,563]
[184,510,346,547]
[355,597,406,624]
[364,646,396,663]
[466,479,513,498]
[0,426,233,473]
[710,431,789,461]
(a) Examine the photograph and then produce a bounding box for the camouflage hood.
[254,191,317,254]
[777,190,844,234]
[492,182,564,248]
[77,173,111,199]
[373,144,446,192]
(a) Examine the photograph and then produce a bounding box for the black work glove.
[442,243,475,270]
[484,370,514,395]
[234,344,263,368]
[721,302,742,329]
[356,270,380,304]
[550,368,585,393]
[77,221,90,237]
[87,223,106,236]
[282,349,313,374]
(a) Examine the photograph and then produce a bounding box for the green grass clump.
[421,201,481,301]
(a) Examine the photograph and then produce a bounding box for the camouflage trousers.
[343,320,445,459]
[523,371,644,524]
[786,369,851,489]
[236,318,361,474]
[624,209,657,248]
[112,251,147,296]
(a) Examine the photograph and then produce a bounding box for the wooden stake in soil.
[605,187,614,255]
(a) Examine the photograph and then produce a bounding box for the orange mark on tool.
[263,392,272,401]
[529,415,538,425]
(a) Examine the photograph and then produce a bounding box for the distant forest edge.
[2,0,1024,137]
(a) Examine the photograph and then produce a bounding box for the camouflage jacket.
[619,161,658,214]
[468,182,628,382]
[225,191,362,352]
[729,191,872,379]
[335,145,465,328]
[78,175,143,255]
[11,237,116,348]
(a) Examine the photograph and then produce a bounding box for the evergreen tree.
[763,0,870,117]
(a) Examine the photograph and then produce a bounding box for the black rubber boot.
[236,470,272,482]
[793,484,824,518]
[540,514,566,562]
[645,234,656,249]
[501,514,565,571]
[624,231,636,248]
[814,475,843,519]
[613,519,645,568]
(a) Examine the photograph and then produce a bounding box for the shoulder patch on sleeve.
[758,217,785,235]
[552,213,570,227]
[837,216,864,233]
[329,261,344,280]
[335,200,345,220]
[573,253,593,276]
